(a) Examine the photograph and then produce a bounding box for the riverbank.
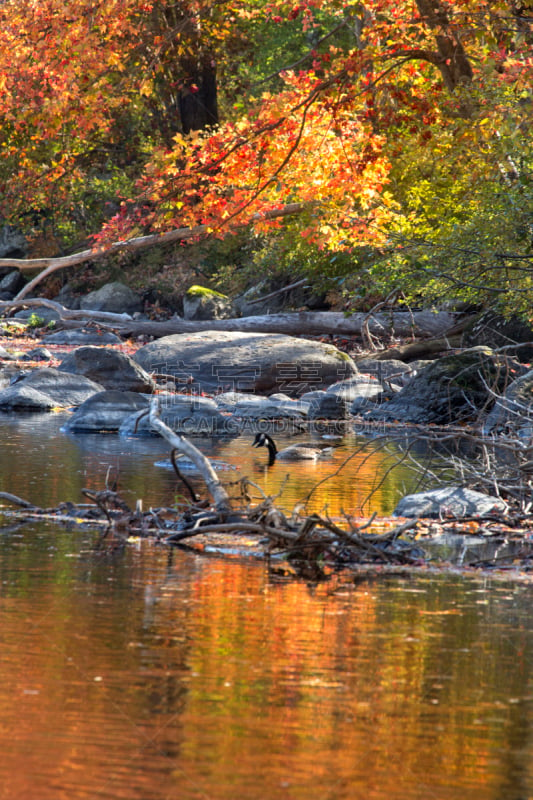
[1,302,533,577]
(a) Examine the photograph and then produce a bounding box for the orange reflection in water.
[0,534,529,800]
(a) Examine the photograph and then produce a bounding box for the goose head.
[252,432,277,465]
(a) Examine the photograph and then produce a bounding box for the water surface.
[0,413,531,800]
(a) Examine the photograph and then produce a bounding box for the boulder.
[0,269,25,295]
[120,394,232,436]
[0,225,27,260]
[307,392,349,420]
[62,390,149,432]
[133,331,357,397]
[234,281,285,317]
[358,348,524,425]
[356,358,416,387]
[182,285,234,321]
[58,346,156,393]
[80,281,142,315]
[0,368,103,411]
[53,283,81,310]
[42,329,122,345]
[393,486,506,518]
[21,347,53,362]
[483,368,533,435]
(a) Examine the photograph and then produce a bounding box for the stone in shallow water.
[0,368,103,411]
[62,390,149,432]
[393,487,506,518]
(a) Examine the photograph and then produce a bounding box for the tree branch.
[1,203,306,301]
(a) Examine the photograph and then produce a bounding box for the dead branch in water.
[2,405,532,574]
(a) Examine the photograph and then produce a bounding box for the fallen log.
[148,397,231,511]
[0,297,132,325]
[111,309,465,340]
[0,296,468,341]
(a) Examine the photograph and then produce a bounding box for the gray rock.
[0,368,103,411]
[234,282,279,317]
[42,329,122,345]
[0,226,27,260]
[483,368,533,434]
[21,347,53,361]
[0,269,25,295]
[215,391,309,419]
[58,346,155,393]
[120,394,232,436]
[308,392,349,419]
[133,331,357,397]
[359,349,524,425]
[62,390,149,432]
[183,286,234,321]
[80,281,142,315]
[393,486,506,518]
[54,283,81,310]
[356,358,415,386]
[326,376,384,401]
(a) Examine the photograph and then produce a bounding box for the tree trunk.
[415,0,474,93]
[179,56,218,134]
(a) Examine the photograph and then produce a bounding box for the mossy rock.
[186,284,228,299]
[359,348,526,425]
[183,284,234,321]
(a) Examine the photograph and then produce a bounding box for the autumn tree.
[0,0,531,314]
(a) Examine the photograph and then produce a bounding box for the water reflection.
[0,528,532,799]
[0,411,428,517]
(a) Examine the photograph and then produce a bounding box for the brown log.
[361,335,463,363]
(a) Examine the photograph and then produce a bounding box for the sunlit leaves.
[0,0,531,297]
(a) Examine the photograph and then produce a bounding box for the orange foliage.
[0,0,530,250]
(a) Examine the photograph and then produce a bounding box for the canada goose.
[252,432,333,466]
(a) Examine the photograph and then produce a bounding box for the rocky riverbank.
[1,278,533,529]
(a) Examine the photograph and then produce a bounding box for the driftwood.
[0,296,467,340]
[0,297,132,325]
[112,309,463,339]
[149,397,231,511]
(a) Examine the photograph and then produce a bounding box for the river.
[0,412,532,799]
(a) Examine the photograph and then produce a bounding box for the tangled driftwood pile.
[0,398,425,570]
[3,398,533,575]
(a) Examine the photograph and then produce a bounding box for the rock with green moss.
[183,285,234,321]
